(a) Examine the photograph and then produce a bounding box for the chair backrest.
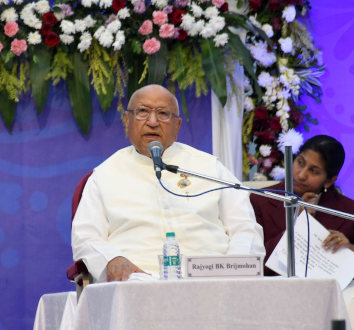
[71,171,93,223]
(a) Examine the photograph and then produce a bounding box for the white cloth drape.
[212,63,245,180]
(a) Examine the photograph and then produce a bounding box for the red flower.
[268,0,281,10]
[254,106,269,120]
[254,130,276,143]
[177,28,188,41]
[219,2,229,12]
[269,149,281,162]
[269,117,282,132]
[42,12,58,25]
[271,16,281,31]
[45,32,60,47]
[112,0,125,13]
[40,23,53,36]
[168,7,186,25]
[289,109,304,127]
[249,0,262,11]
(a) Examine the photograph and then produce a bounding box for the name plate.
[185,255,263,279]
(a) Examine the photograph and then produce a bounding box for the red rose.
[269,149,281,162]
[168,7,186,25]
[45,32,60,47]
[42,12,58,25]
[268,0,281,10]
[219,2,229,12]
[289,109,304,127]
[271,16,281,31]
[252,119,268,131]
[112,0,125,13]
[269,116,282,132]
[254,130,276,143]
[248,0,262,11]
[177,28,188,41]
[254,106,269,120]
[40,23,53,36]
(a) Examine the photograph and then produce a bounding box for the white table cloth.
[34,278,353,330]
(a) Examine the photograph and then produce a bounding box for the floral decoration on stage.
[0,0,322,178]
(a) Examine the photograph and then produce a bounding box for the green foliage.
[47,48,74,85]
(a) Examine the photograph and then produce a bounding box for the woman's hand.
[322,230,351,253]
[300,192,320,216]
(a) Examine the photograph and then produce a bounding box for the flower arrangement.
[241,0,323,180]
[0,0,322,178]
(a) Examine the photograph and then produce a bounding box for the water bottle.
[163,232,182,280]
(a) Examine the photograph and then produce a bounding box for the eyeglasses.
[126,106,179,122]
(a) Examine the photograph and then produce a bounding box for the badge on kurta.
[177,174,191,189]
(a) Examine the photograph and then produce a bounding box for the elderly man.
[72,84,265,282]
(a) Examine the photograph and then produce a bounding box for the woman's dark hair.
[298,135,345,179]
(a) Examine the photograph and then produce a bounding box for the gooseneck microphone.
[147,141,165,179]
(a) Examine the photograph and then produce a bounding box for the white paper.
[266,211,354,289]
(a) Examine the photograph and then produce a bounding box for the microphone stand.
[163,162,354,278]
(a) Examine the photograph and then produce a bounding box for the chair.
[66,171,93,299]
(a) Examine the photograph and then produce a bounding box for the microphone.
[147,141,165,179]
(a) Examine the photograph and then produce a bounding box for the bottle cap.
[166,232,175,237]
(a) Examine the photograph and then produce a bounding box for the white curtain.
[212,63,245,180]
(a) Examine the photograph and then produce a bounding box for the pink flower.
[153,11,168,26]
[159,24,175,38]
[4,21,19,37]
[11,39,27,56]
[134,1,146,14]
[262,158,273,168]
[0,42,3,52]
[212,0,224,8]
[138,20,153,35]
[142,37,160,54]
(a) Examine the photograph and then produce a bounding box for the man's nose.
[146,111,159,126]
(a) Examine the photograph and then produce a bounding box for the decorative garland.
[0,0,322,179]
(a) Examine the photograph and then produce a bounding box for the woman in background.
[250,135,354,275]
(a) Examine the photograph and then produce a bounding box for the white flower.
[243,97,254,112]
[277,129,303,154]
[262,23,273,38]
[204,6,218,19]
[75,19,87,33]
[181,14,195,31]
[258,71,274,87]
[94,26,105,39]
[13,0,23,4]
[99,0,112,8]
[209,16,225,33]
[214,33,228,47]
[35,0,50,14]
[82,0,94,7]
[84,15,96,28]
[191,3,203,18]
[200,23,216,38]
[27,31,41,45]
[249,41,277,67]
[1,8,18,22]
[248,15,262,28]
[78,32,92,52]
[0,0,9,4]
[259,145,272,157]
[188,19,205,36]
[113,31,125,50]
[270,166,285,180]
[117,8,130,19]
[61,20,75,34]
[253,172,268,181]
[107,19,121,33]
[151,0,168,8]
[60,33,74,45]
[282,5,296,23]
[98,29,113,47]
[279,37,293,53]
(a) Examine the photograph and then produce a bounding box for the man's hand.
[107,256,146,281]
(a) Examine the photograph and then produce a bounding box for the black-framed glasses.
[126,106,179,122]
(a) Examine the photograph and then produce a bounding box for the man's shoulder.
[173,142,217,161]
[95,146,133,171]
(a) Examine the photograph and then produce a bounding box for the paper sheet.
[266,211,354,289]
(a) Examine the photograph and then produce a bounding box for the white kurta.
[72,142,265,281]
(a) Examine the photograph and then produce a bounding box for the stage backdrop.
[1,1,354,329]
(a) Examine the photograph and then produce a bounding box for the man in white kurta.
[71,84,265,282]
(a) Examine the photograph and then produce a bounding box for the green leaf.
[66,52,91,137]
[30,47,51,114]
[227,33,263,103]
[0,90,16,131]
[201,39,227,106]
[126,53,146,101]
[148,42,167,85]
[180,89,189,121]
[97,61,115,113]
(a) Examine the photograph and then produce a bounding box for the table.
[34,278,353,330]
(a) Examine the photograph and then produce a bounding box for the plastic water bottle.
[163,232,182,280]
